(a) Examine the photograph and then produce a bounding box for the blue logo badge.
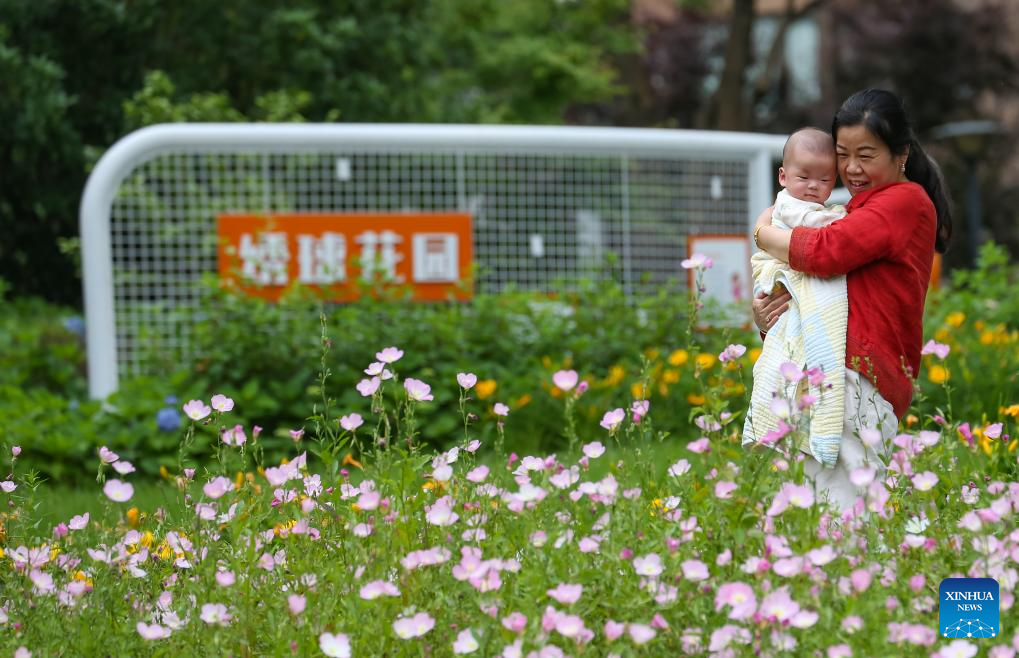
[939,578,999,639]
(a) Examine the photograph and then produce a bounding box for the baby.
[743,128,849,468]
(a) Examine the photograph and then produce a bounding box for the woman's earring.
[900,162,906,173]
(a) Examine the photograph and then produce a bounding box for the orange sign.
[217,213,473,301]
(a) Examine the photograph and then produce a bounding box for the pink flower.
[103,479,134,503]
[759,588,800,622]
[849,467,875,487]
[453,629,480,654]
[356,376,381,397]
[98,446,119,463]
[182,400,211,421]
[716,582,757,620]
[911,471,939,492]
[850,569,872,593]
[605,620,626,641]
[681,253,713,270]
[203,476,234,499]
[357,490,380,511]
[11,446,21,457]
[215,570,235,587]
[136,621,172,640]
[714,481,737,499]
[779,362,804,382]
[1,480,16,493]
[69,513,89,530]
[210,394,234,412]
[199,603,231,625]
[682,559,709,581]
[547,583,583,604]
[633,553,664,577]
[921,339,950,359]
[404,378,434,402]
[319,632,352,658]
[112,460,136,475]
[687,438,711,454]
[719,344,747,362]
[393,612,435,639]
[582,442,605,458]
[629,623,657,645]
[553,370,579,391]
[360,580,400,599]
[287,594,306,616]
[985,422,1003,439]
[466,465,489,483]
[938,639,977,658]
[668,459,691,477]
[376,346,404,363]
[502,612,528,633]
[600,408,626,432]
[340,414,363,431]
[493,402,510,416]
[457,372,478,389]
[630,399,650,423]
[827,644,852,658]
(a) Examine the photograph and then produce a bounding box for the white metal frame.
[81,123,786,399]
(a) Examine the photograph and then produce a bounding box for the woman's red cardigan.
[787,181,937,419]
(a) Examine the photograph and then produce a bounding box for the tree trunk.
[713,0,756,131]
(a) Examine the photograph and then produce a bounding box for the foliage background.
[2,0,1018,305]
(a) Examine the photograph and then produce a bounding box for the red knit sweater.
[788,181,936,419]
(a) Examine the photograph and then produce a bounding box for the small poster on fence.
[686,234,752,325]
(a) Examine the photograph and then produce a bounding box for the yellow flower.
[126,507,140,528]
[604,365,626,387]
[946,311,965,328]
[140,531,155,548]
[235,471,245,490]
[658,382,669,397]
[980,331,995,346]
[661,369,680,385]
[905,414,919,428]
[1003,404,1019,418]
[1009,440,1018,453]
[695,353,716,371]
[687,393,706,405]
[644,347,660,361]
[342,453,363,470]
[631,383,648,399]
[159,465,170,479]
[749,347,762,364]
[934,328,951,343]
[541,356,552,369]
[514,393,533,409]
[667,349,689,366]
[975,320,986,331]
[475,379,497,399]
[50,546,61,561]
[979,435,992,456]
[928,365,949,384]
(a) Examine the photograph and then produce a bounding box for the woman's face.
[835,124,907,196]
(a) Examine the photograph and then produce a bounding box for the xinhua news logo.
[938,578,999,639]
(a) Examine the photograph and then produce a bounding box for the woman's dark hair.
[832,89,953,253]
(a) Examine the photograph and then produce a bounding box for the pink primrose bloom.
[356,376,381,397]
[136,621,172,640]
[682,559,709,581]
[552,370,578,391]
[457,372,478,389]
[340,413,364,431]
[112,460,136,475]
[719,344,747,362]
[318,632,351,658]
[404,378,434,402]
[911,471,939,492]
[493,402,510,416]
[375,346,404,363]
[681,253,713,270]
[582,441,606,458]
[453,629,480,654]
[633,553,664,577]
[920,339,950,359]
[547,583,583,604]
[393,612,435,639]
[287,594,306,616]
[687,438,711,454]
[103,479,134,503]
[714,481,737,499]
[199,603,231,626]
[629,623,657,645]
[502,612,528,634]
[182,400,211,421]
[715,582,757,620]
[203,476,234,499]
[98,446,119,463]
[600,408,626,432]
[210,394,234,412]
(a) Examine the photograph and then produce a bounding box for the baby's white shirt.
[772,188,846,229]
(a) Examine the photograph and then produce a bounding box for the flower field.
[1,245,1017,656]
[2,332,1018,657]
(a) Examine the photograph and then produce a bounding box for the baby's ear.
[778,167,787,187]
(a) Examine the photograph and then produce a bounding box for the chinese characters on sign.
[218,213,473,301]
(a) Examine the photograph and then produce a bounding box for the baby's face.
[779,149,837,203]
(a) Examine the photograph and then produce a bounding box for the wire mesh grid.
[109,149,748,376]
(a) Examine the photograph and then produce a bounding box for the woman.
[751,88,952,513]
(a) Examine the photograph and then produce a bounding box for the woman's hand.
[752,287,791,334]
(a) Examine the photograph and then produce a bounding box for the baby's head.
[780,127,837,203]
